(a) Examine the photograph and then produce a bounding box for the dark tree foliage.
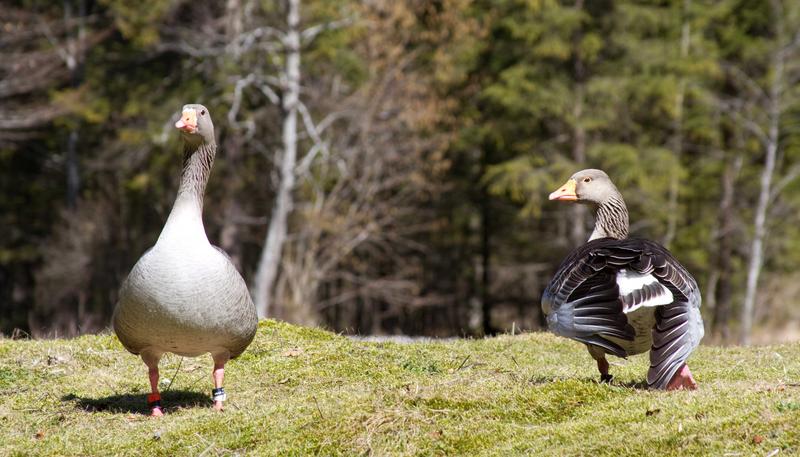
[2,0,800,343]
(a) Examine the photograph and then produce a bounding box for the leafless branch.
[710,94,770,148]
[37,17,75,68]
[770,163,800,202]
[300,17,354,44]
[156,41,223,57]
[722,62,769,104]
[294,101,331,176]
[779,30,800,58]
[228,74,256,127]
[316,111,345,134]
[230,25,287,53]
[296,142,324,177]
[258,83,281,105]
[0,105,70,129]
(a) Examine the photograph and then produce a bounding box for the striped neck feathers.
[157,140,216,246]
[176,140,216,210]
[589,193,629,241]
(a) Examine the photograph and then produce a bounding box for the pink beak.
[175,109,197,133]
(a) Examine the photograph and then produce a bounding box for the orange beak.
[175,109,197,133]
[549,178,578,201]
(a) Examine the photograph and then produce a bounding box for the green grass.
[1,320,799,456]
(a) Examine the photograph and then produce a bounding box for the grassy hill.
[1,320,799,456]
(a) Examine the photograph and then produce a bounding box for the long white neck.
[157,141,216,247]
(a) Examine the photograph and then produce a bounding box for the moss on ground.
[1,320,798,456]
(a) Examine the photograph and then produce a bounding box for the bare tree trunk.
[65,130,80,208]
[711,152,742,341]
[570,83,587,245]
[480,183,492,336]
[218,0,246,270]
[64,0,85,333]
[741,50,782,345]
[663,0,691,248]
[253,0,301,318]
[569,0,587,246]
[64,0,86,210]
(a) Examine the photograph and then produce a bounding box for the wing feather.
[542,237,704,388]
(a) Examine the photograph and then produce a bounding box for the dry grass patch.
[1,320,798,455]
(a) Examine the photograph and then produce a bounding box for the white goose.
[113,104,258,415]
[543,169,704,389]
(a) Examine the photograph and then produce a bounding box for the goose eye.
[583,177,592,183]
[200,110,206,116]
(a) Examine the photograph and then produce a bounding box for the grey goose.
[113,104,258,415]
[542,169,704,390]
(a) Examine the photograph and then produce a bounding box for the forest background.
[3,0,800,345]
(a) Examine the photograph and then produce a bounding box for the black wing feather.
[542,237,703,389]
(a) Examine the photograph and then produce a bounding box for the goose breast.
[113,243,257,358]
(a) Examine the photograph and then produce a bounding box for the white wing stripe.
[616,269,674,314]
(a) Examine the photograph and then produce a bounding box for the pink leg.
[597,357,613,383]
[147,368,164,417]
[212,363,224,411]
[587,345,612,383]
[211,352,230,411]
[142,351,164,417]
[666,364,697,391]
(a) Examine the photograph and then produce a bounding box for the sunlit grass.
[1,320,798,456]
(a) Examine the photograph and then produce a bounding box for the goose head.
[548,169,621,206]
[175,104,215,145]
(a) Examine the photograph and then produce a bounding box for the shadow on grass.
[598,378,649,390]
[62,390,211,415]
[611,380,649,389]
[526,375,648,390]
[526,375,560,385]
